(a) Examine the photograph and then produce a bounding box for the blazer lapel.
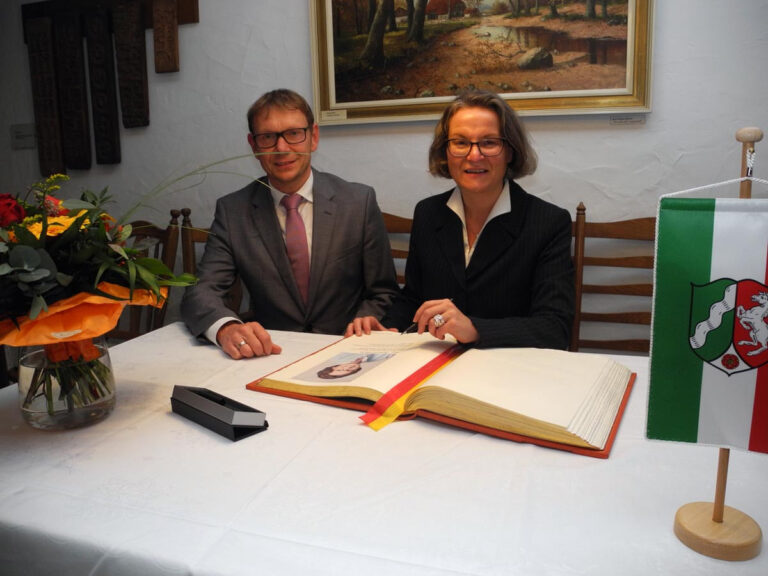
[306,171,337,310]
[434,199,467,289]
[466,181,528,281]
[250,178,306,309]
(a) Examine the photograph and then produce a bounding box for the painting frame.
[310,0,653,125]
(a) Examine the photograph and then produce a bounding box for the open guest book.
[247,332,635,458]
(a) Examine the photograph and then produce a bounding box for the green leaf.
[60,199,96,211]
[56,272,74,286]
[16,269,52,283]
[9,245,41,270]
[136,265,161,295]
[127,260,137,293]
[10,224,41,248]
[29,294,47,320]
[158,275,198,287]
[135,257,172,276]
[109,243,130,261]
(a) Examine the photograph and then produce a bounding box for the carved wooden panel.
[153,0,179,73]
[84,9,121,164]
[53,9,91,169]
[113,0,149,127]
[23,16,65,176]
[21,0,199,174]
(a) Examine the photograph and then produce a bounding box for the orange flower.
[45,339,101,363]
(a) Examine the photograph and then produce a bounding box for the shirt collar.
[447,180,511,225]
[269,171,315,206]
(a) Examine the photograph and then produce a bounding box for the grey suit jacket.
[181,169,399,337]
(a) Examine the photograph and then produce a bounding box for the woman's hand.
[413,299,479,344]
[344,316,396,337]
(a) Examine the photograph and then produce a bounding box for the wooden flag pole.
[737,126,763,198]
[673,127,764,561]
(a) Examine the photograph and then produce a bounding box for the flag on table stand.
[647,196,768,454]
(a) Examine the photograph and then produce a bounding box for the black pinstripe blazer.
[382,180,574,349]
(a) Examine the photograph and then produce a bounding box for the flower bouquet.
[0,174,196,429]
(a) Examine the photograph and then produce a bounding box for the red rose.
[0,193,26,227]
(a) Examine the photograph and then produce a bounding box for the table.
[0,323,766,575]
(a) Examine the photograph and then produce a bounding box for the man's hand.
[217,321,283,359]
[344,316,396,337]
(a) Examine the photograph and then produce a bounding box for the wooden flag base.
[674,502,762,561]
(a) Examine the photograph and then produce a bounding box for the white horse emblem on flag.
[689,279,768,375]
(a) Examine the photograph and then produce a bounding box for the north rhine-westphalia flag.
[647,196,768,454]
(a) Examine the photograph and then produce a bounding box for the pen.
[401,299,453,335]
[401,322,417,335]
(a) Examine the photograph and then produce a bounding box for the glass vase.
[17,336,116,430]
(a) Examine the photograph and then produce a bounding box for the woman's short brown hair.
[428,90,537,181]
[246,89,315,135]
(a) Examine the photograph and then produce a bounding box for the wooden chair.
[180,208,243,313]
[382,212,412,285]
[571,202,656,353]
[0,348,11,388]
[109,210,181,340]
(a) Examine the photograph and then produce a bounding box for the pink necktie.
[280,194,310,304]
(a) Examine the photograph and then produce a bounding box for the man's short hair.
[247,89,315,134]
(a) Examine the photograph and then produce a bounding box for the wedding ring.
[432,313,445,328]
[236,339,247,349]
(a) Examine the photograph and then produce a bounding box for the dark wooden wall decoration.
[21,0,199,176]
[113,0,149,128]
[53,10,91,169]
[24,17,65,176]
[84,8,122,164]
[153,0,179,73]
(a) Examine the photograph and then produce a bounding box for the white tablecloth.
[0,323,766,575]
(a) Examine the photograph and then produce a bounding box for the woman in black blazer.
[347,90,574,350]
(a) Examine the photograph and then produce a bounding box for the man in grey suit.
[181,89,398,359]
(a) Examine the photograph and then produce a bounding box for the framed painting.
[310,0,653,125]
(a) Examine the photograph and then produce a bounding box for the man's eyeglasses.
[446,138,507,158]
[252,127,310,149]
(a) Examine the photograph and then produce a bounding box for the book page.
[419,348,627,430]
[258,332,457,396]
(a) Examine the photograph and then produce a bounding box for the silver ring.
[432,313,445,328]
[236,339,247,349]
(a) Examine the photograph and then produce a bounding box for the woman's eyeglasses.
[446,138,507,157]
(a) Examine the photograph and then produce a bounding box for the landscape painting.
[310,0,652,124]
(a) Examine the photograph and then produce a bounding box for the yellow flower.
[24,210,89,239]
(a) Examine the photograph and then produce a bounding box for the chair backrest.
[382,212,412,286]
[180,208,243,313]
[571,202,656,353]
[109,209,181,340]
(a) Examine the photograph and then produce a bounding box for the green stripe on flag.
[648,198,715,442]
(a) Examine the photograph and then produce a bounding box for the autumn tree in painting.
[359,0,393,67]
[406,0,428,43]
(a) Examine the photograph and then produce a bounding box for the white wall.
[2,0,768,333]
[3,0,768,224]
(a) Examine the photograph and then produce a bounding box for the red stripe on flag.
[360,345,464,425]
[748,243,768,453]
[749,365,768,453]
